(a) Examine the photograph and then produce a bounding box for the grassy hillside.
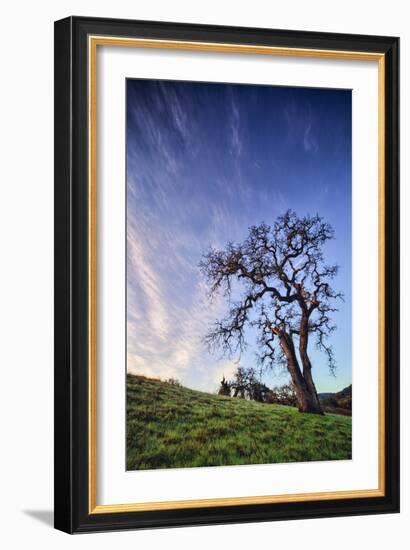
[127,374,352,471]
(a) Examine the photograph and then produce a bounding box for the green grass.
[127,374,352,470]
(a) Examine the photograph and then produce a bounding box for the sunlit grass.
[127,374,352,470]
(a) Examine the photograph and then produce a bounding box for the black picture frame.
[54,15,400,534]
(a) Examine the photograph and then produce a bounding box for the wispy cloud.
[127,228,169,341]
[127,262,225,387]
[284,100,319,154]
[230,93,242,158]
[158,82,191,144]
[125,81,290,390]
[303,122,319,153]
[127,81,197,176]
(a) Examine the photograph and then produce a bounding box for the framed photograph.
[54,16,399,533]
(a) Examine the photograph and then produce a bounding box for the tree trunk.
[279,331,323,415]
[298,315,323,414]
[302,366,323,413]
[295,380,323,414]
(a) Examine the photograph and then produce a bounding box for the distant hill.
[127,374,352,470]
[318,385,352,416]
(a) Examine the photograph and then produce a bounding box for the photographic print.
[126,79,352,471]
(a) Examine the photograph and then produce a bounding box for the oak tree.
[200,210,342,414]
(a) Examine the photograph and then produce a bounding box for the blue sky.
[126,79,352,393]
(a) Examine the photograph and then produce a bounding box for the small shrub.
[164,377,182,387]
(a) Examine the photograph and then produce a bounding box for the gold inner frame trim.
[88,35,386,514]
